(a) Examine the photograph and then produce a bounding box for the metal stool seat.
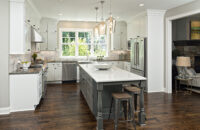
[109,93,136,130]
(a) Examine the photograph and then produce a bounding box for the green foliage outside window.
[79,44,91,56]
[62,45,75,56]
[61,31,107,57]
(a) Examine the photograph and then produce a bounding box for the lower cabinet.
[47,63,62,82]
[124,62,131,72]
[10,72,42,112]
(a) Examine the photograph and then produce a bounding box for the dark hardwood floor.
[0,83,200,130]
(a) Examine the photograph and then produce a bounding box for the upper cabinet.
[10,0,41,54]
[10,0,27,54]
[40,18,58,51]
[127,13,147,40]
[111,21,127,51]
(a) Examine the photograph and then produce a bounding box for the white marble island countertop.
[79,64,146,83]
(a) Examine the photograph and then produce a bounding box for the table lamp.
[176,56,191,78]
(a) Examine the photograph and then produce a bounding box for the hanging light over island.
[98,0,106,35]
[106,0,116,34]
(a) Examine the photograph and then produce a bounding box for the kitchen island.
[79,64,147,130]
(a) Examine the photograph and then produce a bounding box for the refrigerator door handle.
[137,43,140,66]
[134,43,137,65]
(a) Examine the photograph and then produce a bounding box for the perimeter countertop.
[47,59,130,63]
[9,68,43,75]
[79,64,146,83]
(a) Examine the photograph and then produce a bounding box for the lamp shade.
[176,56,191,67]
[98,21,106,35]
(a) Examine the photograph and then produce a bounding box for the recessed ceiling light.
[58,13,63,16]
[139,3,144,7]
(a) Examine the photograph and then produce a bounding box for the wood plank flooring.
[0,83,200,130]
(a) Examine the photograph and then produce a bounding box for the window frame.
[59,28,108,58]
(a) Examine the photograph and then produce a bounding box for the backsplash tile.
[9,54,31,72]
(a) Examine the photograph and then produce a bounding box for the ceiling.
[31,0,195,21]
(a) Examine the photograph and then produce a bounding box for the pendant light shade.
[107,16,116,34]
[106,0,116,34]
[94,25,99,37]
[99,21,107,35]
[98,1,106,35]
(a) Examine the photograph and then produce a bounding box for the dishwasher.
[62,62,77,82]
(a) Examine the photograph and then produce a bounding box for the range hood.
[31,27,43,43]
[173,40,200,46]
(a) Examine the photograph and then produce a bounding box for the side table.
[175,76,193,94]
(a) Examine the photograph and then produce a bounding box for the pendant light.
[107,0,116,34]
[94,7,99,37]
[98,0,106,35]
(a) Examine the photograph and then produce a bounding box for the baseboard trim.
[0,107,10,115]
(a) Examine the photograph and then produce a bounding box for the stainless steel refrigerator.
[130,37,147,77]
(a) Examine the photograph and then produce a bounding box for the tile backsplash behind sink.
[9,54,32,72]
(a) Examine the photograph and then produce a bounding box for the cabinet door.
[54,63,62,81]
[48,21,57,51]
[112,21,127,51]
[40,20,48,51]
[25,23,31,53]
[47,63,55,81]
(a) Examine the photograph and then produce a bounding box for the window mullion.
[75,31,79,57]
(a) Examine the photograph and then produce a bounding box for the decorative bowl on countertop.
[94,63,111,70]
[21,61,31,70]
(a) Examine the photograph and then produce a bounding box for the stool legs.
[134,94,138,112]
[130,98,136,130]
[123,101,128,120]
[108,97,113,120]
[114,99,119,130]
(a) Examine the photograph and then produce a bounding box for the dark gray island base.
[79,64,146,130]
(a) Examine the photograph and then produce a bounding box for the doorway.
[165,10,200,93]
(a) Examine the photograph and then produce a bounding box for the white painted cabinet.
[47,63,62,82]
[124,62,131,72]
[10,1,26,54]
[40,19,48,50]
[10,72,42,112]
[40,18,58,51]
[48,21,57,51]
[111,21,127,51]
[10,0,41,54]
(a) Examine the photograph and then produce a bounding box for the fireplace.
[194,56,200,73]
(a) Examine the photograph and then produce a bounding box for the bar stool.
[124,85,140,112]
[109,93,136,130]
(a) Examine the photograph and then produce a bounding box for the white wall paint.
[147,10,166,93]
[0,0,9,114]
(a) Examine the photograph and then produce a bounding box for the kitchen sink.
[29,64,43,68]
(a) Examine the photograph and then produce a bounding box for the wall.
[58,21,97,29]
[0,0,9,114]
[165,0,200,18]
[147,10,166,93]
[127,12,147,40]
[172,16,200,41]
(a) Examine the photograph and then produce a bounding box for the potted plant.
[32,53,37,63]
